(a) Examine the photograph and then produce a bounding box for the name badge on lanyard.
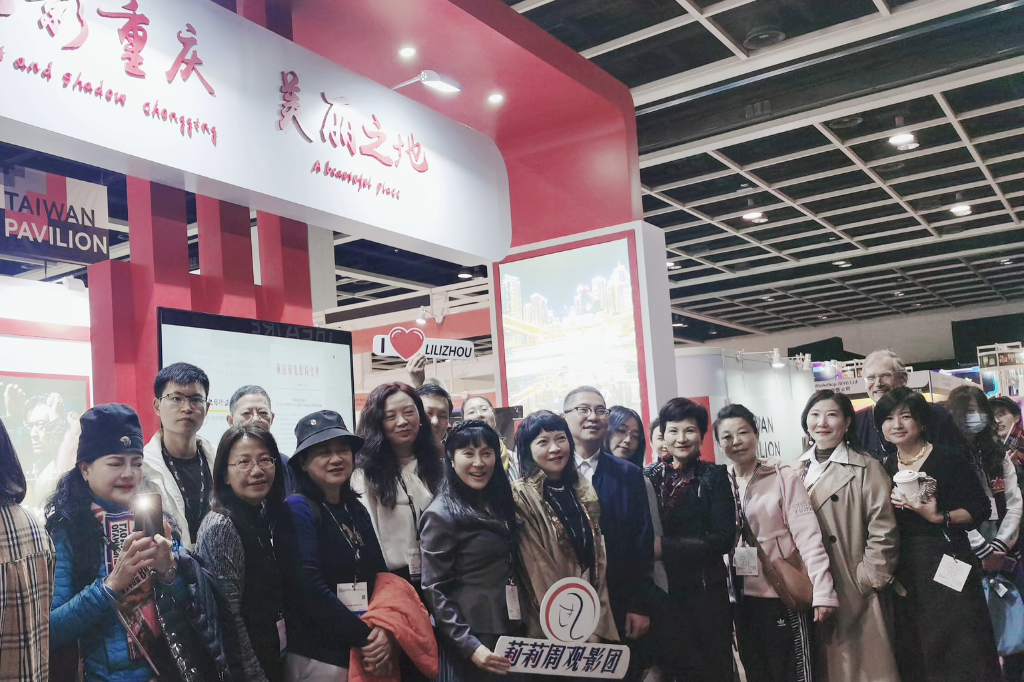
[276,618,287,654]
[505,584,522,621]
[733,546,759,576]
[406,545,422,581]
[338,582,369,615]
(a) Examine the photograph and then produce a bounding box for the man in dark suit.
[852,350,965,461]
[564,386,654,680]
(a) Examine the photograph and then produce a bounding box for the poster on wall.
[0,371,91,512]
[158,309,355,452]
[496,238,643,416]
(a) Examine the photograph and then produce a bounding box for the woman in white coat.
[798,390,900,682]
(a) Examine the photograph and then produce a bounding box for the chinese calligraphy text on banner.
[494,638,629,679]
[0,0,511,264]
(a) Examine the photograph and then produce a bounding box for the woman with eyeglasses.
[512,410,618,642]
[420,421,526,681]
[276,410,395,681]
[196,424,288,682]
[879,387,1000,682]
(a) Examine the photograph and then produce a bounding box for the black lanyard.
[396,476,421,541]
[161,441,209,509]
[323,502,364,584]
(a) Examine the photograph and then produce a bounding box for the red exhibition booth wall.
[3,0,643,437]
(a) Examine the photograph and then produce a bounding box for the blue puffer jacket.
[50,502,230,682]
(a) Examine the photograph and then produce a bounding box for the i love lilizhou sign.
[373,327,474,361]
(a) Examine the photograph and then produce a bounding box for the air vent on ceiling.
[827,115,864,131]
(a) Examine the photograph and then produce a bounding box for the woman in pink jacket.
[715,403,838,682]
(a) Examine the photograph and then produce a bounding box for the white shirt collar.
[799,442,850,465]
[574,451,600,466]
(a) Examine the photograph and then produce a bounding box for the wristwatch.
[158,562,178,584]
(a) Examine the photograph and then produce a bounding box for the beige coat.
[512,471,619,641]
[800,443,900,682]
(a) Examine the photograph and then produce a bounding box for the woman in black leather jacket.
[643,398,735,682]
[420,421,526,681]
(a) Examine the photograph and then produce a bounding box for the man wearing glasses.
[142,362,214,549]
[563,386,655,682]
[853,349,964,461]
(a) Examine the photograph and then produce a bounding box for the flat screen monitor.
[158,308,354,455]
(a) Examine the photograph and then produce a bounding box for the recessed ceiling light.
[894,291,904,297]
[832,260,852,268]
[912,303,921,308]
[743,211,765,221]
[950,203,972,217]
[743,26,785,50]
[708,330,718,335]
[399,46,417,58]
[457,267,472,280]
[819,315,828,320]
[1000,259,1013,265]
[888,132,918,150]
[488,93,504,104]
[760,295,774,301]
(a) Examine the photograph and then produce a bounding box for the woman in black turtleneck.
[196,424,288,682]
[795,390,900,682]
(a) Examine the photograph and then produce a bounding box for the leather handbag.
[740,464,813,611]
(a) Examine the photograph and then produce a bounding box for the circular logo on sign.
[120,436,131,446]
[539,577,601,643]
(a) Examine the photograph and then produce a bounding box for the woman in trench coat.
[797,390,900,682]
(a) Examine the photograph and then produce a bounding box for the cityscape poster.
[499,239,642,416]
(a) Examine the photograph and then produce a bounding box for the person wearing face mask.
[716,403,837,682]
[511,410,618,643]
[948,387,1022,572]
[853,350,965,462]
[643,398,735,682]
[420,421,526,681]
[879,387,1000,682]
[462,396,518,480]
[797,390,900,682]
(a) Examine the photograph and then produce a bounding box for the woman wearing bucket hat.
[45,403,229,682]
[275,410,395,681]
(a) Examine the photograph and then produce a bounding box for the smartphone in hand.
[132,493,164,537]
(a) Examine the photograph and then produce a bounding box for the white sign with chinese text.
[0,0,511,264]
[495,638,629,678]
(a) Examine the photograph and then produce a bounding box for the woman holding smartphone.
[46,404,226,682]
[276,410,395,681]
[420,421,526,681]
[197,424,288,682]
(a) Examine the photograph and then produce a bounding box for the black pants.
[651,583,733,682]
[734,597,812,682]
[1004,653,1024,682]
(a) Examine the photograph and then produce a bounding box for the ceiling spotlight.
[1000,259,1013,265]
[457,267,472,280]
[392,70,461,93]
[398,46,417,58]
[827,115,864,131]
[416,307,428,325]
[488,93,505,104]
[888,117,918,151]
[912,303,922,308]
[673,322,686,328]
[819,315,829,320]
[742,197,768,224]
[771,348,785,368]
[894,291,904,297]
[950,203,972,217]
[743,26,786,50]
[832,260,852,268]
[708,330,718,335]
[667,261,680,269]
[761,295,774,301]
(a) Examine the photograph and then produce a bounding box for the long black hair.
[45,466,105,591]
[605,406,646,468]
[0,419,26,504]
[515,410,579,486]
[210,425,286,518]
[440,421,516,529]
[800,389,864,451]
[948,386,1004,485]
[356,382,442,508]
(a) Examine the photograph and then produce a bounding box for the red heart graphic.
[389,327,426,360]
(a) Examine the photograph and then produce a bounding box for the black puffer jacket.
[644,460,736,594]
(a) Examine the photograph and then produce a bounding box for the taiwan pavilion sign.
[0,0,512,263]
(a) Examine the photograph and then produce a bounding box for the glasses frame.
[565,406,610,418]
[229,458,276,473]
[160,393,211,410]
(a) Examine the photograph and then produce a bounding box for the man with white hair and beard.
[853,349,965,461]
